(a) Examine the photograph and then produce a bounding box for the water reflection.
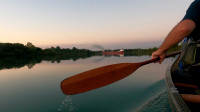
[0,55,137,70]
[0,55,95,70]
[0,57,41,70]
[0,55,175,112]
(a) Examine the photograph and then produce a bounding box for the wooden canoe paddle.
[61,51,180,95]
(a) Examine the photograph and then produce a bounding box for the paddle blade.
[61,63,141,95]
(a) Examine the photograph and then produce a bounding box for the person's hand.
[151,49,166,64]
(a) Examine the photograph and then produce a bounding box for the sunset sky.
[0,0,193,50]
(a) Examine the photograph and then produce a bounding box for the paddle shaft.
[141,51,181,66]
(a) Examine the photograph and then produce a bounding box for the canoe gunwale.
[165,66,191,112]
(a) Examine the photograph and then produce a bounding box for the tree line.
[0,42,181,58]
[124,44,181,56]
[0,42,96,58]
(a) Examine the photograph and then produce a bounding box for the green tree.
[26,42,35,48]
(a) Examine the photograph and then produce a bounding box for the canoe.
[165,60,200,112]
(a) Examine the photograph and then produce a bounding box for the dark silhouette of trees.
[0,43,42,57]
[0,42,95,58]
[0,42,97,70]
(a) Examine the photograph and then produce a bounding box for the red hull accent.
[102,51,124,56]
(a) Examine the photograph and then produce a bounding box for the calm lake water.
[0,56,175,112]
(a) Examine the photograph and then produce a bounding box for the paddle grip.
[141,51,181,65]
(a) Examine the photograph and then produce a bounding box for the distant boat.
[102,49,124,56]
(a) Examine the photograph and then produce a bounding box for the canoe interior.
[166,59,200,112]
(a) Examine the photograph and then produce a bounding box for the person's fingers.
[151,50,166,64]
[159,58,164,64]
[152,54,159,63]
[152,53,159,59]
[159,55,166,64]
[151,54,156,59]
[152,56,158,59]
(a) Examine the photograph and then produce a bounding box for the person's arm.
[151,19,196,64]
